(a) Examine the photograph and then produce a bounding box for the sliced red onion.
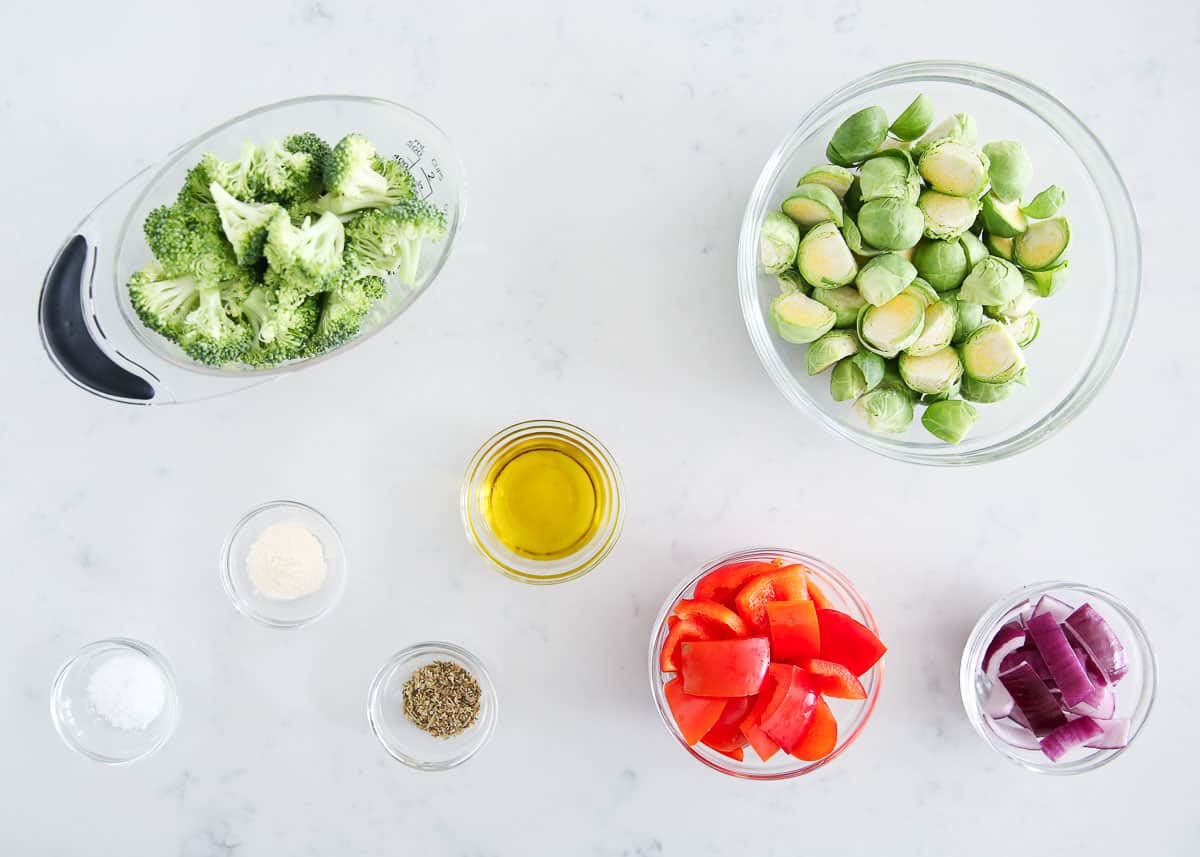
[1031,594,1074,623]
[986,715,1040,750]
[984,622,1026,664]
[1069,682,1115,720]
[1008,706,1031,730]
[1026,612,1095,708]
[984,681,1014,718]
[999,662,1067,736]
[1040,716,1104,762]
[1001,647,1051,682]
[1084,717,1130,750]
[1065,603,1129,684]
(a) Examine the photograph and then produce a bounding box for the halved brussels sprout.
[1021,184,1066,219]
[854,385,914,433]
[859,150,920,204]
[902,278,939,307]
[843,176,863,215]
[1013,217,1070,271]
[906,296,957,356]
[857,198,924,250]
[830,350,885,401]
[890,93,935,142]
[961,321,1027,384]
[980,192,1028,238]
[761,211,801,274]
[777,267,809,295]
[770,291,837,344]
[960,256,1024,305]
[842,213,885,258]
[913,113,978,157]
[812,284,868,328]
[899,346,962,395]
[799,165,856,198]
[959,231,988,269]
[913,239,968,291]
[987,276,1038,320]
[856,252,917,306]
[1027,260,1068,297]
[918,139,990,198]
[827,106,890,166]
[797,221,858,288]
[918,189,981,241]
[857,290,926,357]
[923,377,961,404]
[982,141,1033,203]
[922,399,979,444]
[1004,311,1040,347]
[984,232,1014,260]
[806,329,860,375]
[782,183,844,228]
[961,373,1024,403]
[949,292,985,345]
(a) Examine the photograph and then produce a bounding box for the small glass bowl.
[648,547,883,779]
[220,500,346,628]
[461,419,625,584]
[50,638,180,765]
[960,581,1156,774]
[367,641,498,771]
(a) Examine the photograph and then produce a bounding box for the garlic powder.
[247,520,328,600]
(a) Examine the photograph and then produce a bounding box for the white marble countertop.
[3,0,1197,853]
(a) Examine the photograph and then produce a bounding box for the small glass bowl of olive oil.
[461,420,624,584]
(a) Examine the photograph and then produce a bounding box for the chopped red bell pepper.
[660,616,722,672]
[816,608,887,676]
[734,565,810,633]
[739,681,781,762]
[672,599,748,638]
[663,677,726,746]
[802,657,867,700]
[791,695,838,761]
[758,663,819,753]
[712,745,744,762]
[766,599,821,662]
[806,578,835,610]
[700,696,754,754]
[694,560,779,607]
[680,637,770,697]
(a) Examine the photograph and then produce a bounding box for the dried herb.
[402,660,481,738]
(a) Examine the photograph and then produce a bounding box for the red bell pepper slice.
[739,680,781,762]
[791,695,838,761]
[663,677,725,746]
[758,663,819,753]
[660,617,721,672]
[802,657,867,700]
[712,745,744,762]
[694,560,779,607]
[806,578,835,610]
[734,565,809,633]
[700,696,754,753]
[680,637,770,697]
[766,599,821,662]
[672,599,748,637]
[816,608,887,676]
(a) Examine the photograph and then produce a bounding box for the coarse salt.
[87,652,166,731]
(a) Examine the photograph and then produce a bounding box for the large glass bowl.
[737,61,1140,465]
[648,547,883,779]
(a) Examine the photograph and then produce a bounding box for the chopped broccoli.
[177,163,216,210]
[360,275,387,301]
[202,141,261,201]
[143,200,242,283]
[127,263,203,336]
[310,134,414,216]
[304,275,375,357]
[284,132,332,201]
[344,197,446,284]
[254,140,316,203]
[210,182,281,265]
[178,280,253,365]
[264,210,345,297]
[239,285,320,365]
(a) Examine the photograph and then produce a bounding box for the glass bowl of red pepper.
[648,547,885,779]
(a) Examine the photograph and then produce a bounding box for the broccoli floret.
[210,182,281,265]
[239,285,320,365]
[360,275,387,301]
[284,132,332,201]
[127,263,203,336]
[253,140,317,203]
[344,198,446,284]
[179,281,253,365]
[304,275,375,357]
[202,141,261,201]
[143,200,242,283]
[177,163,216,211]
[309,134,414,216]
[264,210,345,297]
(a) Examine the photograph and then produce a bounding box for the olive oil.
[480,436,606,560]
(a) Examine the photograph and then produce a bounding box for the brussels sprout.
[906,295,957,356]
[898,346,962,395]
[806,329,860,375]
[890,93,935,142]
[857,198,924,250]
[856,252,917,306]
[987,276,1038,320]
[918,139,990,198]
[1027,260,1068,297]
[959,231,989,269]
[857,290,926,357]
[1021,184,1066,219]
[960,256,1024,305]
[901,277,940,307]
[770,291,837,344]
[913,113,978,157]
[982,141,1033,203]
[761,211,802,274]
[799,165,856,198]
[854,385,914,433]
[961,374,1020,403]
[859,150,920,204]
[949,292,985,345]
[961,321,1026,384]
[827,106,890,166]
[1004,311,1040,347]
[922,399,979,443]
[777,267,811,296]
[796,221,858,288]
[984,232,1014,260]
[918,189,981,241]
[913,239,968,291]
[813,284,868,328]
[1013,217,1070,271]
[782,183,844,228]
[980,193,1028,238]
[923,376,961,404]
[830,349,886,401]
[843,176,863,215]
[842,213,885,258]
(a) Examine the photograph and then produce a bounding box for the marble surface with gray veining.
[2,1,1197,853]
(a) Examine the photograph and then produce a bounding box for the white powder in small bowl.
[247,520,328,600]
[87,652,166,731]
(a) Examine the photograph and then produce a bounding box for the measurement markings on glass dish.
[398,138,445,202]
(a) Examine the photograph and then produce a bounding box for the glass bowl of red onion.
[960,581,1156,774]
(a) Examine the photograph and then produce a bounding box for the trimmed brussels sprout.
[913,239,968,291]
[827,106,890,166]
[770,291,837,344]
[982,141,1032,203]
[830,350,886,401]
[906,296,957,356]
[959,231,988,269]
[961,321,1026,384]
[813,285,867,328]
[857,198,924,250]
[857,290,926,357]
[1027,260,1068,297]
[949,292,985,345]
[918,139,990,198]
[859,150,920,204]
[854,385,914,433]
[799,165,856,198]
[796,221,858,288]
[1004,311,1040,347]
[902,278,939,307]
[899,346,962,395]
[782,183,844,228]
[961,374,1020,403]
[918,189,981,241]
[777,268,811,296]
[1021,184,1066,219]
[761,211,801,274]
[987,276,1038,320]
[856,252,917,306]
[980,192,1028,238]
[960,256,1024,305]
[984,232,1014,260]
[806,329,860,375]
[889,94,935,142]
[922,399,979,444]
[842,213,885,258]
[1013,217,1070,271]
[913,113,978,157]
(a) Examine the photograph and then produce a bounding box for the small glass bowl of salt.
[50,637,179,765]
[221,499,346,628]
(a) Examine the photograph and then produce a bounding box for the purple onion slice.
[1040,716,1104,762]
[1026,611,1095,708]
[1031,594,1074,623]
[1084,717,1130,750]
[1065,603,1129,684]
[999,662,1067,737]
